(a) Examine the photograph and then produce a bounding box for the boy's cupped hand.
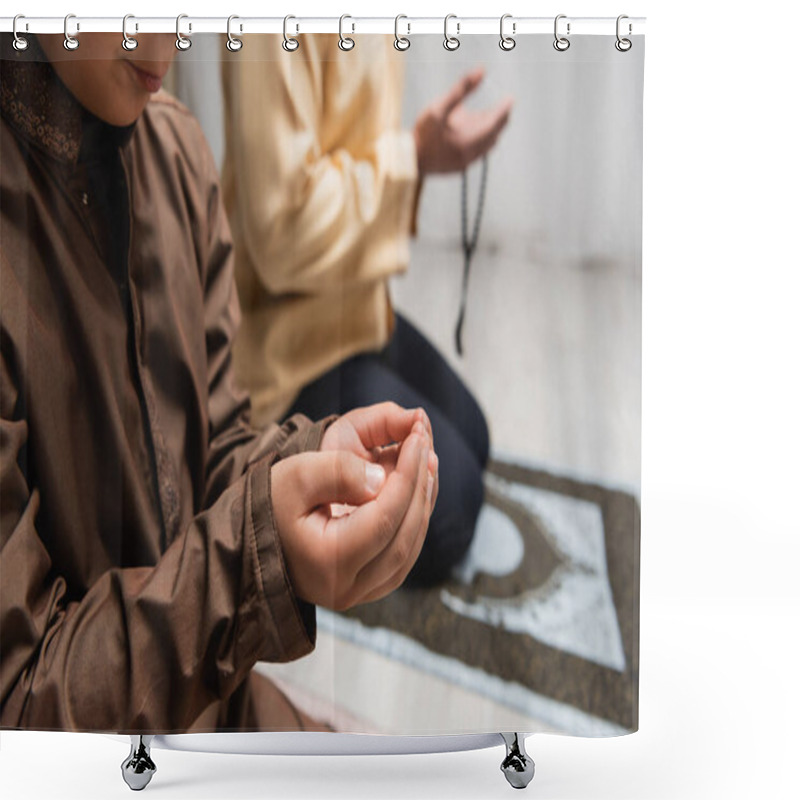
[272,403,439,611]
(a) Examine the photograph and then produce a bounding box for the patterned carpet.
[337,459,640,732]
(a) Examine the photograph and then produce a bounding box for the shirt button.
[81,192,89,206]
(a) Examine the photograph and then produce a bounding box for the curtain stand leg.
[121,735,156,791]
[500,732,535,789]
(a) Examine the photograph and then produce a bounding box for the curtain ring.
[394,15,410,51]
[63,14,79,51]
[499,14,516,51]
[615,14,632,52]
[176,14,192,51]
[443,14,460,51]
[282,15,299,52]
[338,14,355,51]
[226,15,243,51]
[553,14,570,52]
[12,15,29,51]
[122,14,138,51]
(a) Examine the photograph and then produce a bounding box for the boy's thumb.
[291,451,385,509]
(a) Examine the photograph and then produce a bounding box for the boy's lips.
[127,62,164,93]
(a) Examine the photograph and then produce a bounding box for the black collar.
[79,109,136,164]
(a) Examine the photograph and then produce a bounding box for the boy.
[0,32,437,733]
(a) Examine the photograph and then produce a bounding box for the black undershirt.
[78,110,136,307]
[76,110,169,550]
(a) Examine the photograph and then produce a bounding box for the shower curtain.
[1,24,642,741]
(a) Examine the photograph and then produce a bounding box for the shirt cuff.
[409,175,424,237]
[276,414,338,459]
[376,128,421,243]
[248,453,315,662]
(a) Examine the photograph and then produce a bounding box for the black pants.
[288,314,489,587]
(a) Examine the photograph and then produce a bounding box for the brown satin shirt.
[0,41,326,732]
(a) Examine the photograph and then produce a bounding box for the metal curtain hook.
[176,14,192,51]
[553,14,570,52]
[339,14,355,51]
[283,15,299,52]
[444,14,460,51]
[12,15,29,51]
[615,14,632,51]
[499,14,516,51]
[394,14,410,51]
[122,14,138,51]
[227,15,243,51]
[63,14,79,51]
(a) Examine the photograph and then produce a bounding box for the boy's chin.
[94,97,150,128]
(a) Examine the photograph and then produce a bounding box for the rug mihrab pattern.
[341,459,640,731]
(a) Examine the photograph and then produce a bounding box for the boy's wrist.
[277,414,339,460]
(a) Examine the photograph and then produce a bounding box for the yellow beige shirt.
[221,35,419,425]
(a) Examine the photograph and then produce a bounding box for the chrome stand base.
[500,733,535,790]
[117,732,530,790]
[121,735,156,791]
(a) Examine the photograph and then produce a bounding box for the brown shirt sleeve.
[0,384,319,732]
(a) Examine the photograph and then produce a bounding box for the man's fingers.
[289,450,386,513]
[362,454,438,605]
[327,432,425,570]
[489,97,514,132]
[440,67,485,118]
[376,441,437,497]
[428,453,440,508]
[357,473,434,605]
[410,409,434,449]
[344,402,433,451]
[460,120,510,167]
[460,99,513,158]
[350,433,434,601]
[374,442,401,476]
[487,97,514,137]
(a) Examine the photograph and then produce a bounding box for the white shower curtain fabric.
[0,30,642,738]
